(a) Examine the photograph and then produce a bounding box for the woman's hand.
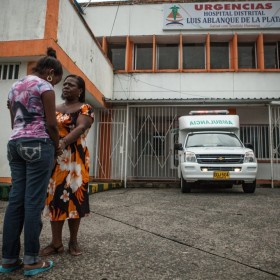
[55,144,64,157]
[58,138,67,152]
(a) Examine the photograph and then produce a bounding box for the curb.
[88,182,123,195]
[0,182,123,201]
[0,183,11,201]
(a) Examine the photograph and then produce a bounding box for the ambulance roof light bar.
[189,110,229,115]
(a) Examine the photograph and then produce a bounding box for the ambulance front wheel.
[181,175,191,193]
[242,180,256,193]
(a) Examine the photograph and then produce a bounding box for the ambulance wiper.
[187,145,203,147]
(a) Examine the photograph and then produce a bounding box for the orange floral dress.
[43,104,94,221]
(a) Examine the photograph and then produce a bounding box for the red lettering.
[232,4,241,10]
[194,4,203,11]
[255,3,264,9]
[205,4,212,10]
[214,4,223,10]
[224,4,231,10]
[194,2,273,11]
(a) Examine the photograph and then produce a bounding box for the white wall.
[0,81,18,178]
[0,0,46,40]
[84,3,280,37]
[237,107,269,124]
[58,0,114,102]
[113,72,280,100]
[257,163,280,181]
[84,4,165,37]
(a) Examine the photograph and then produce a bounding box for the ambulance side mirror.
[244,143,254,151]
[174,143,183,151]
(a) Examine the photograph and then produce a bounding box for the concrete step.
[0,182,123,201]
[0,183,11,201]
[88,182,123,194]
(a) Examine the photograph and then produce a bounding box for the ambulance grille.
[196,154,244,164]
[201,166,241,171]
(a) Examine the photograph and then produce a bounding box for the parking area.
[0,186,280,280]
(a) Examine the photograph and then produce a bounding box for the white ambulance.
[175,110,258,193]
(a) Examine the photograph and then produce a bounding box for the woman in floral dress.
[42,75,94,256]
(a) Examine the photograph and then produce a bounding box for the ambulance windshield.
[186,133,243,148]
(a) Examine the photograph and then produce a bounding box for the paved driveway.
[0,186,280,279]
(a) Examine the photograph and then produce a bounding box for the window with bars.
[183,43,205,69]
[106,37,280,72]
[157,44,179,70]
[210,42,230,69]
[134,43,153,70]
[108,44,126,71]
[264,42,280,69]
[238,42,257,69]
[0,63,20,80]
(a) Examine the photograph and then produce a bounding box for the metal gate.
[125,106,179,181]
[93,109,126,181]
[269,104,280,186]
[92,106,179,183]
[95,122,125,180]
[92,105,279,186]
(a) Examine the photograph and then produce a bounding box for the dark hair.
[64,74,86,102]
[12,101,36,127]
[32,47,63,77]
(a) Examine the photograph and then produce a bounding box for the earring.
[47,75,53,82]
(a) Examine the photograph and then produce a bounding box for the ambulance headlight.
[244,151,256,163]
[184,151,196,162]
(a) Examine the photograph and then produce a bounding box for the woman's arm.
[60,113,93,149]
[7,100,14,129]
[41,90,60,153]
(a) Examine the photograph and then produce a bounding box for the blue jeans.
[2,138,55,265]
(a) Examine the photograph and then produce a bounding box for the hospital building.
[0,0,280,188]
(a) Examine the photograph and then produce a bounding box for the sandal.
[0,258,23,273]
[24,260,53,276]
[40,243,64,256]
[68,241,82,256]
